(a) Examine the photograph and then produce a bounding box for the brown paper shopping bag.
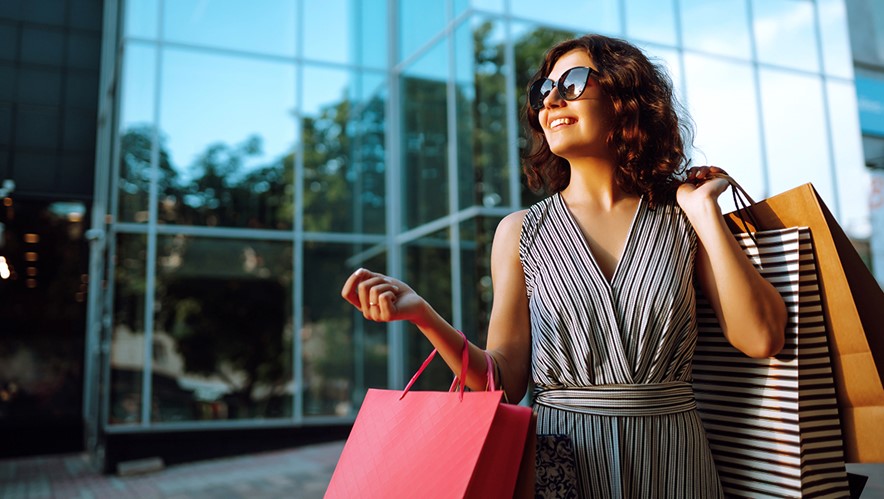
[721,183,884,463]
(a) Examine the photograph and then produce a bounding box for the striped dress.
[520,193,724,498]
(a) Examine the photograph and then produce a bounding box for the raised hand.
[341,268,426,324]
[677,165,730,216]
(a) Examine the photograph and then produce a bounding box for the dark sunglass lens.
[530,79,553,110]
[560,67,590,100]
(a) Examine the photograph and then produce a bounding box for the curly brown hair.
[523,34,693,207]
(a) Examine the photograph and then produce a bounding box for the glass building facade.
[73,0,868,451]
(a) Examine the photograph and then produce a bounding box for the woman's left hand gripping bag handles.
[324,331,536,499]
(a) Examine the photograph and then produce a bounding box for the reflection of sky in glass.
[302,65,351,116]
[625,0,677,46]
[469,0,503,13]
[402,38,448,81]
[399,0,447,63]
[455,20,475,91]
[116,0,868,236]
[352,72,386,108]
[684,53,765,207]
[818,0,854,78]
[455,16,506,87]
[353,0,388,69]
[119,42,155,127]
[685,55,764,204]
[681,0,751,59]
[510,0,621,36]
[164,0,297,57]
[827,79,870,237]
[759,68,834,207]
[125,0,157,38]
[304,0,351,65]
[159,49,296,179]
[752,0,819,73]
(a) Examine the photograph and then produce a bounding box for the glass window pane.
[110,233,147,425]
[304,0,350,65]
[403,229,452,390]
[456,17,509,210]
[625,0,677,47]
[511,24,578,207]
[511,0,621,36]
[469,0,503,13]
[163,0,296,57]
[304,0,387,68]
[303,243,387,417]
[118,42,155,224]
[681,0,751,60]
[751,0,819,73]
[818,0,853,78]
[303,68,386,234]
[358,0,388,69]
[827,79,870,239]
[159,48,295,229]
[684,54,764,207]
[759,69,834,205]
[124,0,157,39]
[399,0,447,62]
[153,236,293,422]
[459,216,500,349]
[402,40,449,229]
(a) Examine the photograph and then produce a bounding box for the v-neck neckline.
[555,192,644,287]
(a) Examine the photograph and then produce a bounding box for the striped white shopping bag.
[693,226,850,498]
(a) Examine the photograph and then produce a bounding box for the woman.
[341,34,786,498]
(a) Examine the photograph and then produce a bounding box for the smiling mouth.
[550,117,576,128]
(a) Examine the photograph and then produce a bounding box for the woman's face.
[537,49,613,161]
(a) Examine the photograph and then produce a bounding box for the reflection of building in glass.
[1,0,880,467]
[847,0,884,279]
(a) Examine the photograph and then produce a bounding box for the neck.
[561,157,635,210]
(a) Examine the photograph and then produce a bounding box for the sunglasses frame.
[529,66,599,111]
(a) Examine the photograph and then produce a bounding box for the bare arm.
[339,210,532,399]
[678,167,787,358]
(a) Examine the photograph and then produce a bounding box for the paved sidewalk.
[0,441,345,498]
[2,442,881,498]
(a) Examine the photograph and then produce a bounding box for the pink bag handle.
[482,352,497,392]
[400,330,470,401]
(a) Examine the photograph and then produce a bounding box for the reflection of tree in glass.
[181,135,292,229]
[457,24,577,345]
[513,27,578,207]
[156,274,292,419]
[152,235,294,420]
[303,91,386,234]
[118,126,178,223]
[119,127,292,229]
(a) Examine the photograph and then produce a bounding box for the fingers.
[341,268,401,321]
[686,165,728,184]
[341,268,368,307]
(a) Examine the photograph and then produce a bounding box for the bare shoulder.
[494,210,528,246]
[490,210,528,268]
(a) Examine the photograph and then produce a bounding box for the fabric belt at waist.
[534,381,696,417]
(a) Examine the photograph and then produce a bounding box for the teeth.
[550,117,575,128]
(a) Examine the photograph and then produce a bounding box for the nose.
[542,82,564,109]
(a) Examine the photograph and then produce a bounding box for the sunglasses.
[528,66,599,111]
